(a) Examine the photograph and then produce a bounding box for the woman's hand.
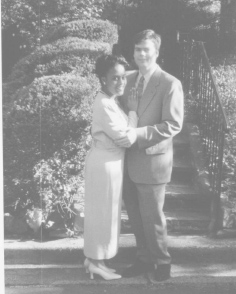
[127,87,138,112]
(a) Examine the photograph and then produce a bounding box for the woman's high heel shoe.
[87,262,121,280]
[84,258,116,273]
[99,260,116,273]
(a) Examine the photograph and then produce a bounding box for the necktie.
[136,76,145,100]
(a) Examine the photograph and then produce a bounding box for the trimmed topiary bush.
[4,74,99,217]
[6,38,111,94]
[42,19,118,45]
[33,131,91,232]
[8,74,98,125]
[3,17,118,235]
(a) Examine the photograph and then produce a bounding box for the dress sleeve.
[98,98,129,140]
[127,111,138,128]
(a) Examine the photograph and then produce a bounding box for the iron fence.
[179,37,230,232]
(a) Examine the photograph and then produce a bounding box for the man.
[115,29,184,281]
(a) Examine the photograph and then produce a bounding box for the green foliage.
[9,74,98,125]
[211,50,236,199]
[3,17,117,226]
[119,0,221,63]
[2,0,121,235]
[4,73,99,216]
[42,19,118,45]
[179,1,221,51]
[2,0,106,50]
[34,131,91,225]
[1,0,113,80]
[178,0,220,30]
[6,38,111,94]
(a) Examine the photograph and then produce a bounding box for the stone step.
[166,184,197,196]
[4,262,236,287]
[168,172,194,186]
[5,235,236,266]
[172,137,195,182]
[173,127,190,146]
[115,234,236,264]
[122,214,209,235]
[165,184,210,212]
[5,235,236,286]
[171,166,195,184]
[173,152,193,170]
[5,212,211,265]
[173,141,192,159]
[165,210,210,234]
[121,202,209,235]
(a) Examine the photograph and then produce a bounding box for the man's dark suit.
[121,64,184,265]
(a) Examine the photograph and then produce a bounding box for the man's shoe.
[122,259,154,278]
[154,264,171,282]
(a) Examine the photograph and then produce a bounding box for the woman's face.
[102,63,127,97]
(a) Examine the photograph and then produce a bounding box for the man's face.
[133,39,159,71]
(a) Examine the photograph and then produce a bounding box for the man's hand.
[115,129,137,148]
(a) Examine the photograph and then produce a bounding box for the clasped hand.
[115,128,137,148]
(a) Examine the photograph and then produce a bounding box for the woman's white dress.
[83,92,137,260]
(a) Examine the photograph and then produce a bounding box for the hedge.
[3,18,116,231]
[6,38,111,94]
[42,19,118,45]
[211,60,236,199]
[209,48,236,232]
[4,74,99,214]
[2,80,23,119]
[33,130,90,225]
[8,74,99,125]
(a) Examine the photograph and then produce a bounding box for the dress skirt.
[83,144,125,260]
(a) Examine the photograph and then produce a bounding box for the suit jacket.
[120,65,184,184]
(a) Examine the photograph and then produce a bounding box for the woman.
[83,54,138,280]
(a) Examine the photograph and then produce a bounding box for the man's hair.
[133,29,161,51]
[95,54,128,82]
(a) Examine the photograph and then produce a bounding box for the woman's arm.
[98,98,131,140]
[127,111,138,128]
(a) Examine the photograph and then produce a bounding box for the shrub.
[119,0,221,63]
[2,0,108,51]
[33,130,91,230]
[2,80,23,118]
[8,74,98,125]
[42,19,118,45]
[3,17,116,234]
[211,52,236,199]
[6,38,111,95]
[4,74,100,215]
[2,1,117,80]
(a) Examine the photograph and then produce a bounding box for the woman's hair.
[133,29,161,52]
[95,54,128,82]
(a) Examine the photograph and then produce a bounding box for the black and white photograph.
[2,1,236,293]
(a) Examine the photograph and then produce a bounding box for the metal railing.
[179,37,230,232]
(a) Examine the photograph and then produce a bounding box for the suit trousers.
[123,173,171,265]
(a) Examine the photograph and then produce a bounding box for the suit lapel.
[138,67,161,118]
